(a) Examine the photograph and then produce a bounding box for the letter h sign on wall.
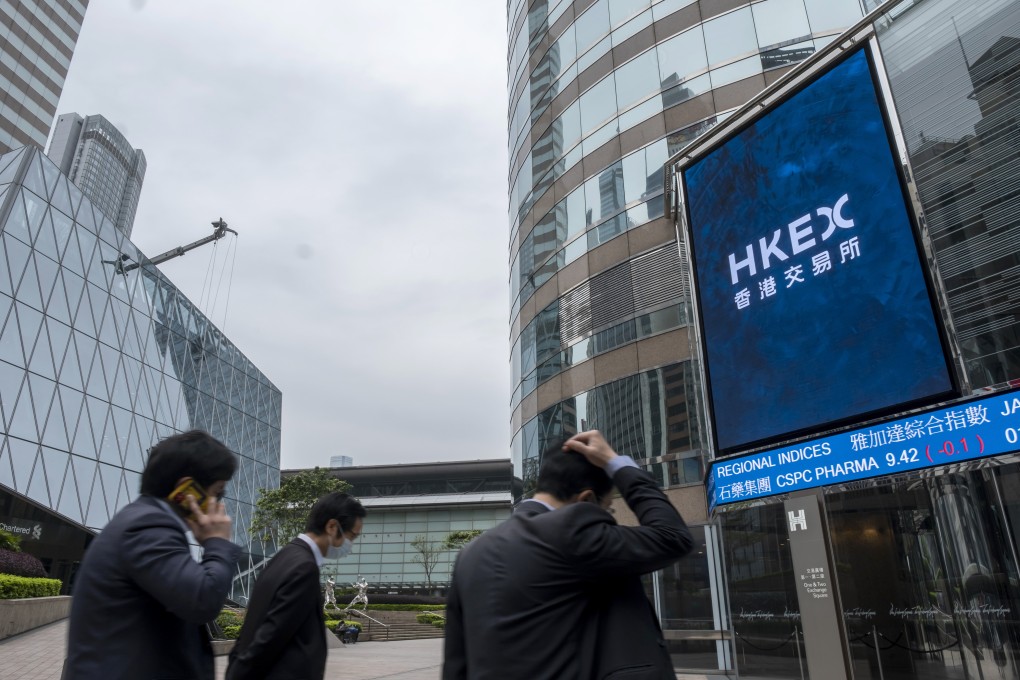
[788,509,807,532]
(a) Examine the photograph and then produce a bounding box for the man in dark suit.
[226,492,366,680]
[443,430,693,680]
[63,430,241,680]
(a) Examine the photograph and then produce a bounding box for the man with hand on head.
[226,491,366,680]
[63,430,241,680]
[443,430,693,680]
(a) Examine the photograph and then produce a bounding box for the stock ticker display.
[707,388,1020,510]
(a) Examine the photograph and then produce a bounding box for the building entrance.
[719,461,1020,679]
[828,466,1020,680]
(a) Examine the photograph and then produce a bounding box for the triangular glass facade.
[0,147,281,603]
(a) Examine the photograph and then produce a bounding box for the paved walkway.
[0,619,730,679]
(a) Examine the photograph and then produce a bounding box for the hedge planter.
[0,595,71,640]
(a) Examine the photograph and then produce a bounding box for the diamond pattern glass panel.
[0,148,281,604]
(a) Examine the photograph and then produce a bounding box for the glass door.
[825,465,1020,680]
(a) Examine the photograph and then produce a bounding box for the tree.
[251,468,351,548]
[410,535,444,589]
[442,530,482,551]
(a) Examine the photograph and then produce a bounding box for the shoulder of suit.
[276,540,320,566]
[110,497,182,530]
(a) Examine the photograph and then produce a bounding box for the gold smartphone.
[168,478,209,518]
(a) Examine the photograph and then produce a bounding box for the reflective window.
[615,49,661,112]
[877,0,1020,388]
[574,0,610,54]
[613,7,653,47]
[703,8,757,66]
[652,0,697,21]
[513,361,701,496]
[710,55,763,89]
[752,0,812,49]
[580,75,618,135]
[804,0,863,34]
[657,27,709,86]
[610,0,651,29]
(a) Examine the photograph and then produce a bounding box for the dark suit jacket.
[443,465,693,680]
[225,538,327,680]
[63,495,241,680]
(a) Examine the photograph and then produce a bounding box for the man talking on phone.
[63,430,241,680]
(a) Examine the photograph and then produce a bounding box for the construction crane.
[104,218,238,274]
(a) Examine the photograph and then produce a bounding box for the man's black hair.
[305,492,367,534]
[139,430,238,497]
[535,436,613,502]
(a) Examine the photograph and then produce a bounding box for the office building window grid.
[52,114,147,238]
[325,506,511,586]
[0,0,87,153]
[514,361,702,495]
[0,146,280,602]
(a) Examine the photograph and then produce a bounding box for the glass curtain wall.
[508,0,868,499]
[0,147,281,602]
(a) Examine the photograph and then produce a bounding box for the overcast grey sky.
[55,1,510,469]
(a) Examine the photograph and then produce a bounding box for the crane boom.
[109,219,238,274]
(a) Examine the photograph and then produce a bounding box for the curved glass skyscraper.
[508,0,865,494]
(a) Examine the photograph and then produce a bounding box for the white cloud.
[57,0,510,468]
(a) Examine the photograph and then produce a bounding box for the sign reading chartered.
[0,518,43,541]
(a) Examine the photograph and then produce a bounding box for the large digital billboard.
[681,46,957,454]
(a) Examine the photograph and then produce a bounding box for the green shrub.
[0,530,21,552]
[0,574,61,599]
[432,619,445,629]
[325,619,362,632]
[216,609,244,629]
[416,612,445,625]
[221,624,242,640]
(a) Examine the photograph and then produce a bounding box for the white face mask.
[327,536,353,560]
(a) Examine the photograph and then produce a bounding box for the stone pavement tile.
[216,638,443,679]
[1,620,738,680]
[0,619,67,680]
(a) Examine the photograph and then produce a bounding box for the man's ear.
[575,489,597,504]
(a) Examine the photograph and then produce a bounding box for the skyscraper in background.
[0,0,89,153]
[329,455,353,468]
[46,113,146,237]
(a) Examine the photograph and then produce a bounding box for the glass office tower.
[0,147,281,601]
[0,0,89,153]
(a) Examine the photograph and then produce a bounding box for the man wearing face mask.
[226,492,365,680]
